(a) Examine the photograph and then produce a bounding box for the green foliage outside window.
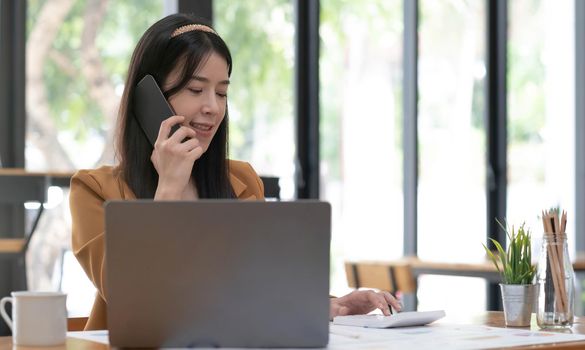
[27,0,161,145]
[214,0,294,163]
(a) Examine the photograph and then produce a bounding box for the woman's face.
[164,52,229,153]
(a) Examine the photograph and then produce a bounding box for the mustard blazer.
[69,160,265,330]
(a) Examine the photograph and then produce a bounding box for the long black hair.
[116,14,235,199]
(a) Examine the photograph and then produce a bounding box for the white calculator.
[333,310,446,328]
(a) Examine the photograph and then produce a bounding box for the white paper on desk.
[329,323,585,350]
[67,325,585,350]
[67,330,109,345]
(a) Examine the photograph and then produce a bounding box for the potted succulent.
[483,222,537,327]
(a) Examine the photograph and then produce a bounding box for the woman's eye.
[188,88,203,94]
[216,92,228,98]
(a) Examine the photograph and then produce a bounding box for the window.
[320,0,403,294]
[507,0,575,253]
[25,0,163,315]
[417,0,487,313]
[214,0,296,199]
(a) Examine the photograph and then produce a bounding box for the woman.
[70,13,400,331]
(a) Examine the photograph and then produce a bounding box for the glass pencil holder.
[536,232,574,328]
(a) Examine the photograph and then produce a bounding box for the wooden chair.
[344,261,417,295]
[67,317,88,331]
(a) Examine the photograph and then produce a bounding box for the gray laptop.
[104,200,331,348]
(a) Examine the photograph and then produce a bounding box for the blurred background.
[1,0,583,326]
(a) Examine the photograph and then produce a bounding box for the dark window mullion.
[576,0,585,252]
[177,0,212,22]
[402,0,419,312]
[0,0,25,167]
[0,0,27,337]
[294,0,320,199]
[485,0,508,311]
[403,0,418,258]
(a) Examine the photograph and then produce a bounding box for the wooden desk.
[0,168,73,188]
[411,257,585,281]
[347,257,585,291]
[1,312,585,349]
[346,257,585,313]
[0,337,108,349]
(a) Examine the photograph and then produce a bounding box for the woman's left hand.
[329,290,401,320]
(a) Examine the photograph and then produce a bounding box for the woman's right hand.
[151,115,203,200]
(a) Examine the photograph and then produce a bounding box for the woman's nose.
[202,92,220,114]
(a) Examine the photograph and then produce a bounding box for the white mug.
[0,291,67,346]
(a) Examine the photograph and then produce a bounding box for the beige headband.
[170,24,217,38]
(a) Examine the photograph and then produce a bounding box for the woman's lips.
[189,121,214,136]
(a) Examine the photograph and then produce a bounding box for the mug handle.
[0,297,13,331]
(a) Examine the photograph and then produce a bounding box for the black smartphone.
[133,74,178,146]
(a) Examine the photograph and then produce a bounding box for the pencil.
[542,209,568,314]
